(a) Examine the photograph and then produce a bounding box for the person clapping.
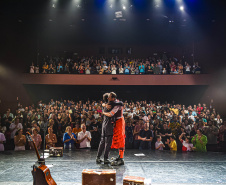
[63,126,77,149]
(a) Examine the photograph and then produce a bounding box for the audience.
[29,56,202,74]
[0,98,224,153]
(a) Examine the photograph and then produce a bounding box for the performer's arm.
[102,112,113,117]
[103,105,120,117]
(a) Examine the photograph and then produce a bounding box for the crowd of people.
[1,98,225,153]
[29,56,202,75]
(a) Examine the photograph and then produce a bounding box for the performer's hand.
[102,103,106,107]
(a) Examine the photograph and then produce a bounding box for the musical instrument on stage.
[27,132,57,185]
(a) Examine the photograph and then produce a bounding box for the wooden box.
[49,147,63,157]
[82,169,116,185]
[123,176,145,185]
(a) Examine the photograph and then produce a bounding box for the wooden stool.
[123,176,145,185]
[82,169,116,185]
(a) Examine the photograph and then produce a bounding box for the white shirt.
[186,66,191,71]
[9,123,23,139]
[119,68,124,74]
[78,131,92,148]
[111,67,117,74]
[182,141,193,151]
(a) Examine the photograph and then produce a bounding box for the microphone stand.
[42,121,48,159]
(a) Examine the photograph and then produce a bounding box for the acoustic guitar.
[27,132,57,185]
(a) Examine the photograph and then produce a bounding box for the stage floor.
[0,149,226,185]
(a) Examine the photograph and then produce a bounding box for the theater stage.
[0,149,226,185]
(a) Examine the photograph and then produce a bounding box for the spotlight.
[180,6,184,11]
[110,4,113,8]
[123,5,126,10]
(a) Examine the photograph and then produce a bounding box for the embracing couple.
[96,92,126,166]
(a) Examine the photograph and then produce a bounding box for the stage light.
[123,5,126,10]
[180,6,184,11]
[110,4,113,8]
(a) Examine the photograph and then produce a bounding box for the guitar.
[27,132,57,185]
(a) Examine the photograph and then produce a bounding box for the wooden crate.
[82,169,116,185]
[123,176,145,185]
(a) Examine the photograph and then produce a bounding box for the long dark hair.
[103,93,109,103]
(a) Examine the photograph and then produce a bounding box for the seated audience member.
[45,127,57,149]
[155,135,165,150]
[125,122,134,149]
[10,117,23,150]
[130,65,135,75]
[30,63,35,73]
[99,66,104,74]
[146,65,152,74]
[73,65,79,74]
[77,124,92,149]
[135,66,139,74]
[14,129,26,151]
[42,62,48,74]
[138,123,153,150]
[153,64,160,74]
[72,123,82,136]
[64,63,70,74]
[133,121,142,149]
[34,65,39,73]
[111,65,117,74]
[162,68,167,74]
[139,63,145,74]
[214,114,223,128]
[124,64,130,74]
[119,65,124,74]
[90,126,101,149]
[159,123,172,150]
[204,121,219,152]
[85,65,91,74]
[49,64,55,74]
[57,63,63,73]
[0,127,6,151]
[192,128,207,152]
[165,135,177,151]
[63,126,77,149]
[179,132,193,152]
[32,121,40,133]
[185,63,191,74]
[178,64,183,74]
[30,128,42,150]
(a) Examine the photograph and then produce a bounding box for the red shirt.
[196,107,203,114]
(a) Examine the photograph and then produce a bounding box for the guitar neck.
[27,132,41,161]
